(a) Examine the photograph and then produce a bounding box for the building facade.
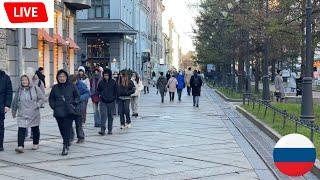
[77,0,137,73]
[0,0,91,89]
[168,18,181,70]
[150,0,165,73]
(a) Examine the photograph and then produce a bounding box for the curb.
[236,105,320,178]
[215,89,242,102]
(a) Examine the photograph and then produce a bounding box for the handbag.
[57,86,81,117]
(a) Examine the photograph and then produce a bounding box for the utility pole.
[300,0,315,141]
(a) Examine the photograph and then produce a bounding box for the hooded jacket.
[11,79,45,128]
[97,68,117,103]
[49,70,80,118]
[156,76,167,93]
[0,70,13,116]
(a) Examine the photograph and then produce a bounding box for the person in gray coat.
[11,75,45,153]
[275,70,285,102]
[156,72,168,103]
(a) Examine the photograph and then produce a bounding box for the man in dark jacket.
[97,68,117,135]
[156,72,167,103]
[0,70,13,151]
[190,70,203,107]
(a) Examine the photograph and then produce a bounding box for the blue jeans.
[93,103,101,126]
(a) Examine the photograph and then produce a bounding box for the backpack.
[193,76,201,87]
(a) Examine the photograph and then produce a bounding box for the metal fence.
[243,94,320,142]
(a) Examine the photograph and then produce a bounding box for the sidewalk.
[0,87,282,179]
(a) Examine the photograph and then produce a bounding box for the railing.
[243,94,320,141]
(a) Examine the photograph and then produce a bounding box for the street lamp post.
[262,0,270,102]
[301,0,315,141]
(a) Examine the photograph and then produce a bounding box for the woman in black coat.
[49,70,80,156]
[117,72,135,129]
[190,70,203,107]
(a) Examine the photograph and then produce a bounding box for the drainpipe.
[18,29,25,76]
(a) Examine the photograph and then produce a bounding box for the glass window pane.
[95,6,102,18]
[103,5,110,18]
[88,8,95,19]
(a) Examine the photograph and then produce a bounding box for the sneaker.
[76,139,85,144]
[98,131,106,136]
[32,145,39,150]
[108,131,112,135]
[196,104,199,107]
[15,147,24,153]
[193,104,195,107]
[120,125,125,129]
[126,123,132,128]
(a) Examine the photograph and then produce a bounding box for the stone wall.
[0,30,8,73]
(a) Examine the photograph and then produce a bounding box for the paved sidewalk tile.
[0,87,282,179]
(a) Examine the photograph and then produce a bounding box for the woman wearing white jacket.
[131,72,144,117]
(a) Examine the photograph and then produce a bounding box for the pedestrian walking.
[36,67,46,88]
[90,68,102,127]
[49,70,80,156]
[97,69,117,135]
[11,75,45,153]
[185,67,193,96]
[142,72,150,94]
[0,69,13,152]
[166,71,171,81]
[117,72,135,129]
[131,72,144,117]
[275,70,285,102]
[152,71,156,87]
[176,71,185,102]
[113,72,120,116]
[32,73,46,96]
[78,66,90,124]
[70,75,90,144]
[190,70,203,107]
[167,75,178,102]
[156,72,167,103]
[288,72,297,93]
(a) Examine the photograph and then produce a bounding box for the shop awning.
[54,34,67,45]
[66,37,80,49]
[38,29,54,44]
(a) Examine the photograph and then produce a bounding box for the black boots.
[61,145,69,156]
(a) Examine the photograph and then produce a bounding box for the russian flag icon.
[273,134,316,177]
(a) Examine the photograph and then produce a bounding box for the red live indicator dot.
[4,2,48,23]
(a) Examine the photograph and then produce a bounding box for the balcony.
[64,0,91,10]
